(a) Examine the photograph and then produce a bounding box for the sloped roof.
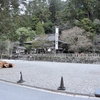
[24,34,54,44]
[24,34,68,44]
[16,46,26,49]
[47,34,55,41]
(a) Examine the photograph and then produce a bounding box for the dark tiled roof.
[16,46,26,49]
[47,34,55,41]
[24,34,68,44]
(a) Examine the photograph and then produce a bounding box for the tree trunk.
[88,11,94,21]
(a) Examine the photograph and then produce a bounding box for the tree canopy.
[0,0,100,52]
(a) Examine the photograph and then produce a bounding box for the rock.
[0,61,14,68]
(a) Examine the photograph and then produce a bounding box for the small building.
[13,46,26,54]
[24,34,69,53]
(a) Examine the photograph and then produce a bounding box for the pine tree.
[36,22,45,35]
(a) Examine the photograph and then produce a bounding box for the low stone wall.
[27,53,100,64]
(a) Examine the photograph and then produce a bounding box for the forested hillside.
[0,0,100,53]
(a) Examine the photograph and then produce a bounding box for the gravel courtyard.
[0,60,100,96]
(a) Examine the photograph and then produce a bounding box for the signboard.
[55,26,59,50]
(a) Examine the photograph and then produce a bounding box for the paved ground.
[0,81,100,100]
[0,60,100,98]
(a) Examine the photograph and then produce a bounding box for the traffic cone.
[17,71,25,83]
[57,76,66,90]
[94,89,100,97]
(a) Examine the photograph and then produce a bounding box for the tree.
[0,40,8,58]
[16,27,36,44]
[57,0,100,24]
[23,0,51,22]
[43,21,54,33]
[36,22,45,35]
[22,0,52,33]
[0,0,20,40]
[31,15,40,30]
[32,35,49,53]
[60,27,93,53]
[93,19,100,33]
[49,0,63,23]
[76,18,96,39]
